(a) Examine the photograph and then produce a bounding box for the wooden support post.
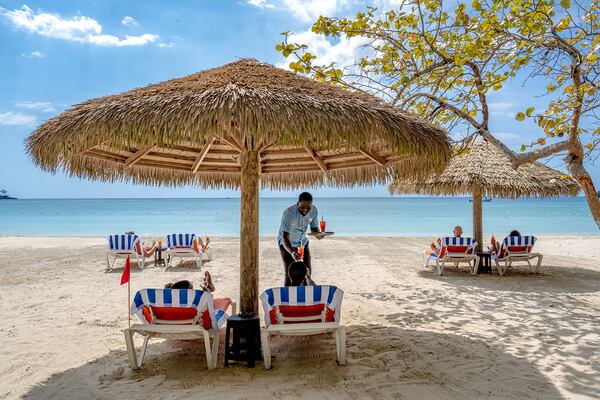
[305,146,327,172]
[125,145,156,166]
[359,148,386,165]
[239,151,260,314]
[472,189,483,252]
[191,139,214,173]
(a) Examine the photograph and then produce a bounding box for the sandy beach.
[0,235,598,400]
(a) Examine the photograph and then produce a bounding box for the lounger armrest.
[265,322,340,333]
[126,323,208,334]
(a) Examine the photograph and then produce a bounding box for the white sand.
[0,235,598,399]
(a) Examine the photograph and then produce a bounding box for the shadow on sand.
[24,325,563,400]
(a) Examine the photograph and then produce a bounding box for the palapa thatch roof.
[389,139,580,198]
[26,58,451,189]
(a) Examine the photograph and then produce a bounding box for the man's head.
[297,192,313,215]
[453,226,463,237]
[509,230,521,237]
[288,261,308,286]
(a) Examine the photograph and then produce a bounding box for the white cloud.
[0,111,37,125]
[157,42,175,48]
[1,6,159,47]
[282,29,368,69]
[282,0,349,22]
[247,0,276,8]
[488,102,515,111]
[121,16,138,27]
[494,131,521,140]
[21,50,44,58]
[16,101,56,113]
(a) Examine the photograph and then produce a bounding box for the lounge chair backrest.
[166,233,197,249]
[498,235,536,258]
[260,285,344,327]
[439,237,476,258]
[108,234,140,252]
[130,288,224,330]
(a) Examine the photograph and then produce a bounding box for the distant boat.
[0,189,17,200]
[470,196,492,202]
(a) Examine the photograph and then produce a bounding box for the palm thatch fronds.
[389,139,580,198]
[26,58,451,188]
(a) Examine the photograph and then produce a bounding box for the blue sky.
[0,0,597,198]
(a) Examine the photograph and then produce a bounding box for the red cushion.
[150,306,197,321]
[269,304,335,324]
[447,245,468,253]
[507,245,529,253]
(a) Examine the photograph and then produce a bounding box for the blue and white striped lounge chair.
[492,235,542,275]
[424,236,479,276]
[106,233,145,270]
[124,288,235,370]
[165,233,206,269]
[259,285,346,370]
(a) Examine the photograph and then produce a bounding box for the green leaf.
[526,107,535,117]
[560,0,570,8]
[515,112,525,121]
[520,144,526,152]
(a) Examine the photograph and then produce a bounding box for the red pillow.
[269,304,335,324]
[150,306,197,321]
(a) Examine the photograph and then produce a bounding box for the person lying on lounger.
[288,261,316,286]
[125,231,158,257]
[489,230,521,253]
[428,225,463,256]
[165,271,215,292]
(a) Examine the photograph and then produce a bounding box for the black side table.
[476,252,492,274]
[224,314,261,368]
[154,246,167,267]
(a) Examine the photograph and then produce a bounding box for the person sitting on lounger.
[125,231,158,257]
[428,225,463,256]
[165,271,215,292]
[489,230,521,253]
[288,261,316,286]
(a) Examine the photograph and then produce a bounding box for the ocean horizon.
[1,197,597,237]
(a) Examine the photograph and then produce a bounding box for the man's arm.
[282,232,300,261]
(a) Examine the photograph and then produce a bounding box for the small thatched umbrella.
[27,59,451,313]
[389,139,580,251]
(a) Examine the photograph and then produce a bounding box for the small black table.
[224,314,261,368]
[476,252,492,274]
[154,246,167,267]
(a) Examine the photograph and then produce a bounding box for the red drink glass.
[320,220,326,232]
[297,245,304,260]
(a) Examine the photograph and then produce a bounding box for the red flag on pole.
[121,256,131,285]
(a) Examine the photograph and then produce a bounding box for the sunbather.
[429,225,463,256]
[125,231,157,257]
[165,271,215,292]
[490,230,521,253]
[288,261,316,286]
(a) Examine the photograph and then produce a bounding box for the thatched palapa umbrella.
[389,139,580,251]
[27,59,451,313]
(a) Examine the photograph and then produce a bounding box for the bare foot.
[203,271,215,292]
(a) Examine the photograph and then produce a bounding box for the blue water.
[0,197,597,236]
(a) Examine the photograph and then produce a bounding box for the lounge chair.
[492,235,542,275]
[106,233,146,270]
[424,237,479,275]
[165,233,207,269]
[124,288,235,370]
[259,285,346,370]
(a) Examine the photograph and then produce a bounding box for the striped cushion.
[498,235,536,258]
[108,234,140,251]
[166,233,196,249]
[130,288,227,330]
[439,237,475,258]
[260,285,344,327]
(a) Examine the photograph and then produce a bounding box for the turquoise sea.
[0,197,597,237]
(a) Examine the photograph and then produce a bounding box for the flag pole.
[128,279,131,328]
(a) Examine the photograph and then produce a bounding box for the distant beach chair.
[424,237,479,276]
[106,233,146,270]
[492,235,542,275]
[259,285,346,370]
[165,233,210,269]
[125,288,235,370]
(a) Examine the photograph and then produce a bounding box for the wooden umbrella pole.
[239,150,260,314]
[472,189,483,252]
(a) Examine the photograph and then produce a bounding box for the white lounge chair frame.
[124,289,235,370]
[164,234,204,269]
[106,234,145,270]
[424,237,479,276]
[260,286,345,370]
[493,237,543,276]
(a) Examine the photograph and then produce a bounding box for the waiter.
[278,192,323,286]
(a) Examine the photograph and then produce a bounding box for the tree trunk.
[472,189,483,252]
[239,151,260,314]
[565,150,600,230]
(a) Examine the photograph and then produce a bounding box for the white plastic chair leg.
[261,329,272,369]
[211,331,220,369]
[203,330,214,370]
[335,327,346,365]
[535,255,543,273]
[139,336,149,366]
[124,329,139,369]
